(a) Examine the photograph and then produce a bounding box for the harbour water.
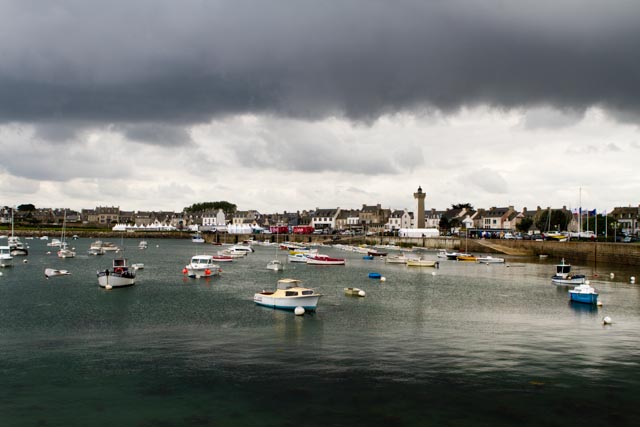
[1,238,639,426]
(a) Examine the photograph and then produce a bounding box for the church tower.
[413,186,426,228]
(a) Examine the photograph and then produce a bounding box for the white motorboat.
[254,278,322,311]
[183,255,220,278]
[386,254,409,264]
[344,287,366,297]
[97,258,136,288]
[406,258,439,268]
[551,258,586,285]
[228,244,254,253]
[0,246,13,268]
[45,268,71,278]
[132,263,145,270]
[192,234,205,243]
[57,242,76,258]
[138,240,148,249]
[88,247,105,256]
[218,248,247,258]
[47,239,62,247]
[8,236,28,256]
[266,259,284,271]
[476,256,505,264]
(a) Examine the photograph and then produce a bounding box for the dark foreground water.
[1,238,639,426]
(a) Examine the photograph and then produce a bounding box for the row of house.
[2,203,639,236]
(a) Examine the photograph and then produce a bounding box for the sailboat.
[8,208,28,256]
[266,229,284,271]
[456,229,475,261]
[57,210,76,258]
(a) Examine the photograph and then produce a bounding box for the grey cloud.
[1,0,640,130]
[116,123,193,146]
[464,168,508,194]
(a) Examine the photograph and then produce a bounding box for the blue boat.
[362,255,374,260]
[568,283,599,304]
[368,272,382,279]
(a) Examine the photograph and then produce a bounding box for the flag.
[572,208,579,215]
[589,209,597,216]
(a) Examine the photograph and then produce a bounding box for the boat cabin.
[277,278,303,289]
[556,259,572,276]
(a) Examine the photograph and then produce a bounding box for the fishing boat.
[0,245,13,268]
[344,287,366,297]
[183,255,220,278]
[44,268,71,278]
[551,258,586,285]
[97,258,136,288]
[568,282,599,304]
[191,233,205,243]
[254,278,322,311]
[306,255,346,265]
[406,258,440,268]
[476,256,505,264]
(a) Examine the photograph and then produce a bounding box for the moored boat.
[266,259,285,271]
[183,255,220,278]
[406,258,439,268]
[386,254,408,264]
[138,240,148,249]
[551,258,585,285]
[45,268,71,278]
[97,258,136,288]
[344,287,366,297]
[476,256,505,264]
[306,255,346,265]
[211,255,234,262]
[456,254,476,262]
[445,252,460,260]
[254,278,322,311]
[568,282,598,304]
[0,245,13,268]
[192,234,205,243]
[288,253,309,263]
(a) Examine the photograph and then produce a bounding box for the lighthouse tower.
[413,186,426,228]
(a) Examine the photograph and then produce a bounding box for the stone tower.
[413,186,426,228]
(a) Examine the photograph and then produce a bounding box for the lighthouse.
[413,186,426,229]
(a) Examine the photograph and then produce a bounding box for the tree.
[439,216,450,231]
[535,209,571,232]
[184,201,237,216]
[17,204,35,211]
[516,217,533,233]
[451,203,473,210]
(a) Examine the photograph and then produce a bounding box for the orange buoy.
[204,269,211,275]
[182,268,188,274]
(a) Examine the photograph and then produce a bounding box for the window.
[285,291,299,296]
[301,290,313,295]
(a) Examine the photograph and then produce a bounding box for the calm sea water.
[1,238,639,426]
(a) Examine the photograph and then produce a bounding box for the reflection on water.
[0,238,639,426]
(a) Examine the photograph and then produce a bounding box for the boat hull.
[569,292,598,304]
[306,257,345,265]
[0,257,12,268]
[406,260,439,267]
[186,267,219,278]
[97,271,136,288]
[253,294,320,311]
[551,275,586,285]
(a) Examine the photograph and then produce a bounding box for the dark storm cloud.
[1,0,640,127]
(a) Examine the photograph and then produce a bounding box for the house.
[479,206,516,230]
[94,206,120,226]
[385,209,412,232]
[311,208,341,230]
[202,209,227,228]
[425,209,444,229]
[610,205,640,236]
[359,204,388,226]
[232,210,260,226]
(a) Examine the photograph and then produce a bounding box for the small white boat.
[0,246,13,268]
[437,250,448,259]
[97,258,136,288]
[40,236,49,240]
[386,254,408,264]
[445,251,460,260]
[138,240,148,249]
[45,268,71,278]
[406,258,439,268]
[47,239,62,247]
[132,263,145,270]
[306,255,345,265]
[266,259,284,271]
[211,255,234,263]
[228,244,254,253]
[344,287,366,297]
[8,236,29,256]
[476,256,505,264]
[551,258,585,285]
[192,234,205,243]
[183,255,220,278]
[57,242,76,259]
[218,249,247,258]
[569,282,599,304]
[254,278,322,311]
[88,247,105,256]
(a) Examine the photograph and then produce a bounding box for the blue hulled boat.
[568,283,599,304]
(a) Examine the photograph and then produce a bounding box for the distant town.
[2,187,639,241]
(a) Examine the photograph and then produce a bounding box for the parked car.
[503,233,515,240]
[531,234,544,241]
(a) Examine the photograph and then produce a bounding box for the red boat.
[305,255,345,266]
[211,255,234,262]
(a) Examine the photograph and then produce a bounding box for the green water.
[1,238,639,426]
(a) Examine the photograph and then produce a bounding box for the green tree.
[451,203,473,210]
[439,216,450,231]
[516,217,533,233]
[535,209,571,232]
[185,201,237,216]
[17,204,35,211]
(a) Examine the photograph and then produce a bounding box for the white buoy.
[431,271,436,276]
[630,276,636,283]
[105,284,113,290]
[156,245,160,248]
[380,276,386,282]
[358,290,366,297]
[603,316,612,325]
[610,273,615,279]
[597,300,603,307]
[294,306,305,316]
[46,251,51,254]
[585,280,590,285]
[0,271,3,276]
[23,259,28,263]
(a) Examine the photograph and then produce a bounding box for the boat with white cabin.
[476,256,505,264]
[0,246,13,268]
[551,258,585,285]
[192,234,205,243]
[45,268,71,278]
[568,282,599,304]
[406,258,439,268]
[97,258,136,288]
[266,259,285,271]
[183,255,220,278]
[138,240,148,249]
[254,278,322,311]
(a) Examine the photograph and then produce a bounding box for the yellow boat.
[406,258,439,268]
[456,254,477,262]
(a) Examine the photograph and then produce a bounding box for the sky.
[1,0,639,214]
